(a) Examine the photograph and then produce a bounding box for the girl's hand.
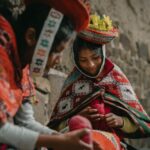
[104,113,124,128]
[37,129,93,150]
[78,106,101,122]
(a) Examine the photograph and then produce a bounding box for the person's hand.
[54,129,93,150]
[104,113,124,128]
[79,106,101,122]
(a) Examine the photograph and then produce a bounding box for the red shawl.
[0,15,35,124]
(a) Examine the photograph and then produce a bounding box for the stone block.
[47,69,67,117]
[33,69,67,124]
[136,42,149,61]
[120,34,133,51]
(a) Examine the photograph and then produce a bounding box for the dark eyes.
[79,55,100,62]
[93,56,100,59]
[79,59,87,62]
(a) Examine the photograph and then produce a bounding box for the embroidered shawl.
[50,58,150,138]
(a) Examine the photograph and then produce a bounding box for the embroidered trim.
[30,8,63,77]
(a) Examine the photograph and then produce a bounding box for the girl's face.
[45,38,71,72]
[78,48,102,76]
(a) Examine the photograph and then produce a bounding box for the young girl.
[50,14,150,150]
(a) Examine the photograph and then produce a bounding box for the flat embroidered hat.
[78,14,118,44]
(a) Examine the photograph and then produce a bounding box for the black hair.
[0,3,17,31]
[16,3,74,67]
[73,36,102,61]
[73,36,105,78]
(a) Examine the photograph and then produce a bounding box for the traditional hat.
[92,130,121,150]
[24,0,90,32]
[29,0,90,77]
[78,14,118,44]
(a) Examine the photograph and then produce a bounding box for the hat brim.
[25,0,90,32]
[92,130,120,150]
[79,28,118,44]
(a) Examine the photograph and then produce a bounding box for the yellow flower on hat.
[103,15,113,30]
[89,13,113,31]
[79,12,118,44]
[89,13,100,29]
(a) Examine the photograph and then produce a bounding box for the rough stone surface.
[136,42,149,60]
[47,69,67,118]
